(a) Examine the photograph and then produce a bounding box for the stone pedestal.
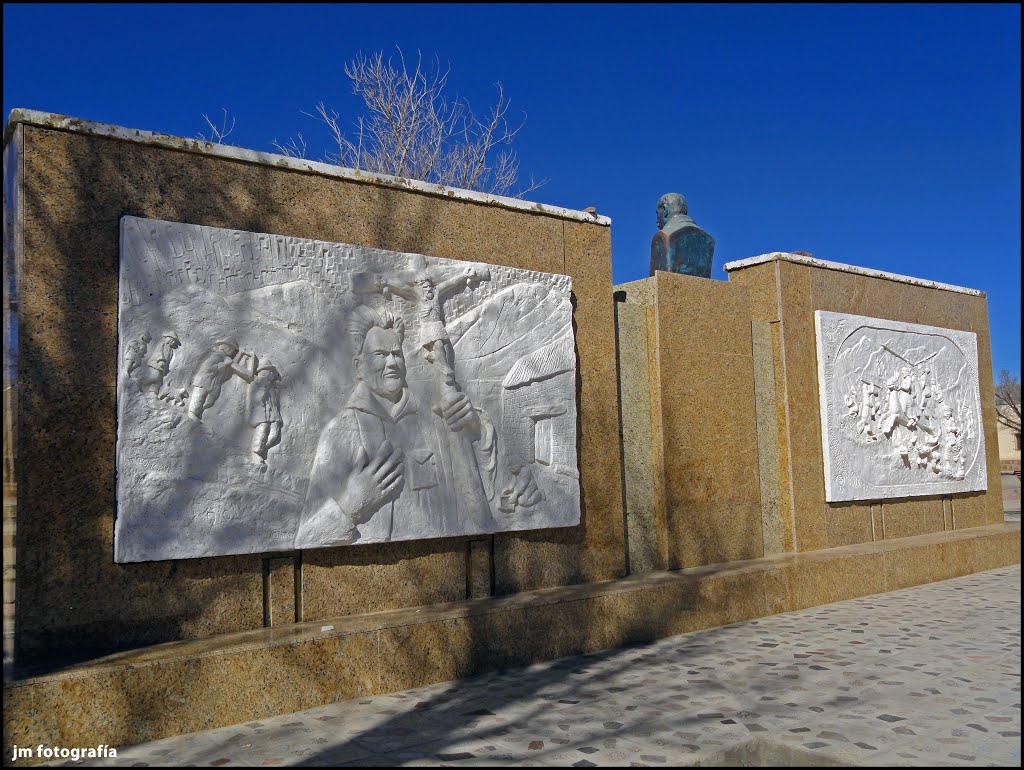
[615,272,764,572]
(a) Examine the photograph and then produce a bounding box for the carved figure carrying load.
[187,337,240,421]
[129,330,180,397]
[123,332,151,376]
[247,359,283,464]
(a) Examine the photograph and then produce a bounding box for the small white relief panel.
[115,216,579,562]
[814,311,987,503]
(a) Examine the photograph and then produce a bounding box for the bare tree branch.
[198,108,236,144]
[305,102,347,165]
[272,132,308,159]
[994,369,1022,433]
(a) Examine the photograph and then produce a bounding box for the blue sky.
[4,3,1020,376]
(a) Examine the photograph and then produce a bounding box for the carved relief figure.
[294,306,540,549]
[130,330,180,396]
[880,367,919,461]
[247,360,283,464]
[353,256,489,396]
[917,367,933,411]
[123,332,151,377]
[940,405,966,480]
[187,337,241,421]
[856,381,879,439]
[844,353,962,477]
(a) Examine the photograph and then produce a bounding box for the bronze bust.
[650,193,715,278]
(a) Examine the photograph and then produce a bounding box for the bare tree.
[994,369,1021,434]
[198,108,236,144]
[275,48,546,198]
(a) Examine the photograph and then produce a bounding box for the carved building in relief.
[815,311,987,502]
[115,216,579,562]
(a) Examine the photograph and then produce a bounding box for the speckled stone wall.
[650,272,765,569]
[11,124,625,665]
[614,298,665,575]
[614,273,765,572]
[728,257,1004,553]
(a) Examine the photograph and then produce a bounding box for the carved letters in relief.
[115,216,579,562]
[814,311,987,502]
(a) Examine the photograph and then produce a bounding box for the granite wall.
[3,115,1018,756]
[616,255,1004,568]
[6,120,625,666]
[4,113,1009,676]
[728,255,1004,552]
[615,273,765,572]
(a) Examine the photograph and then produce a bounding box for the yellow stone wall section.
[728,254,1005,551]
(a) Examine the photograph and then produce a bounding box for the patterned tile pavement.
[40,565,1020,767]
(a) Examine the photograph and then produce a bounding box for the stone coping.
[724,252,984,297]
[8,520,1018,687]
[3,108,611,227]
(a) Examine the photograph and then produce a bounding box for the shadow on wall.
[15,130,295,670]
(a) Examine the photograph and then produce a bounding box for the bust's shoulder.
[664,214,699,236]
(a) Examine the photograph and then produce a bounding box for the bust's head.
[656,193,688,229]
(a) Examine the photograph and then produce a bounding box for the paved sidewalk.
[43,566,1021,767]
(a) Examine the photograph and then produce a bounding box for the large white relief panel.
[115,216,579,562]
[815,311,987,503]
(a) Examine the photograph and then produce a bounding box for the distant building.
[996,403,1021,473]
